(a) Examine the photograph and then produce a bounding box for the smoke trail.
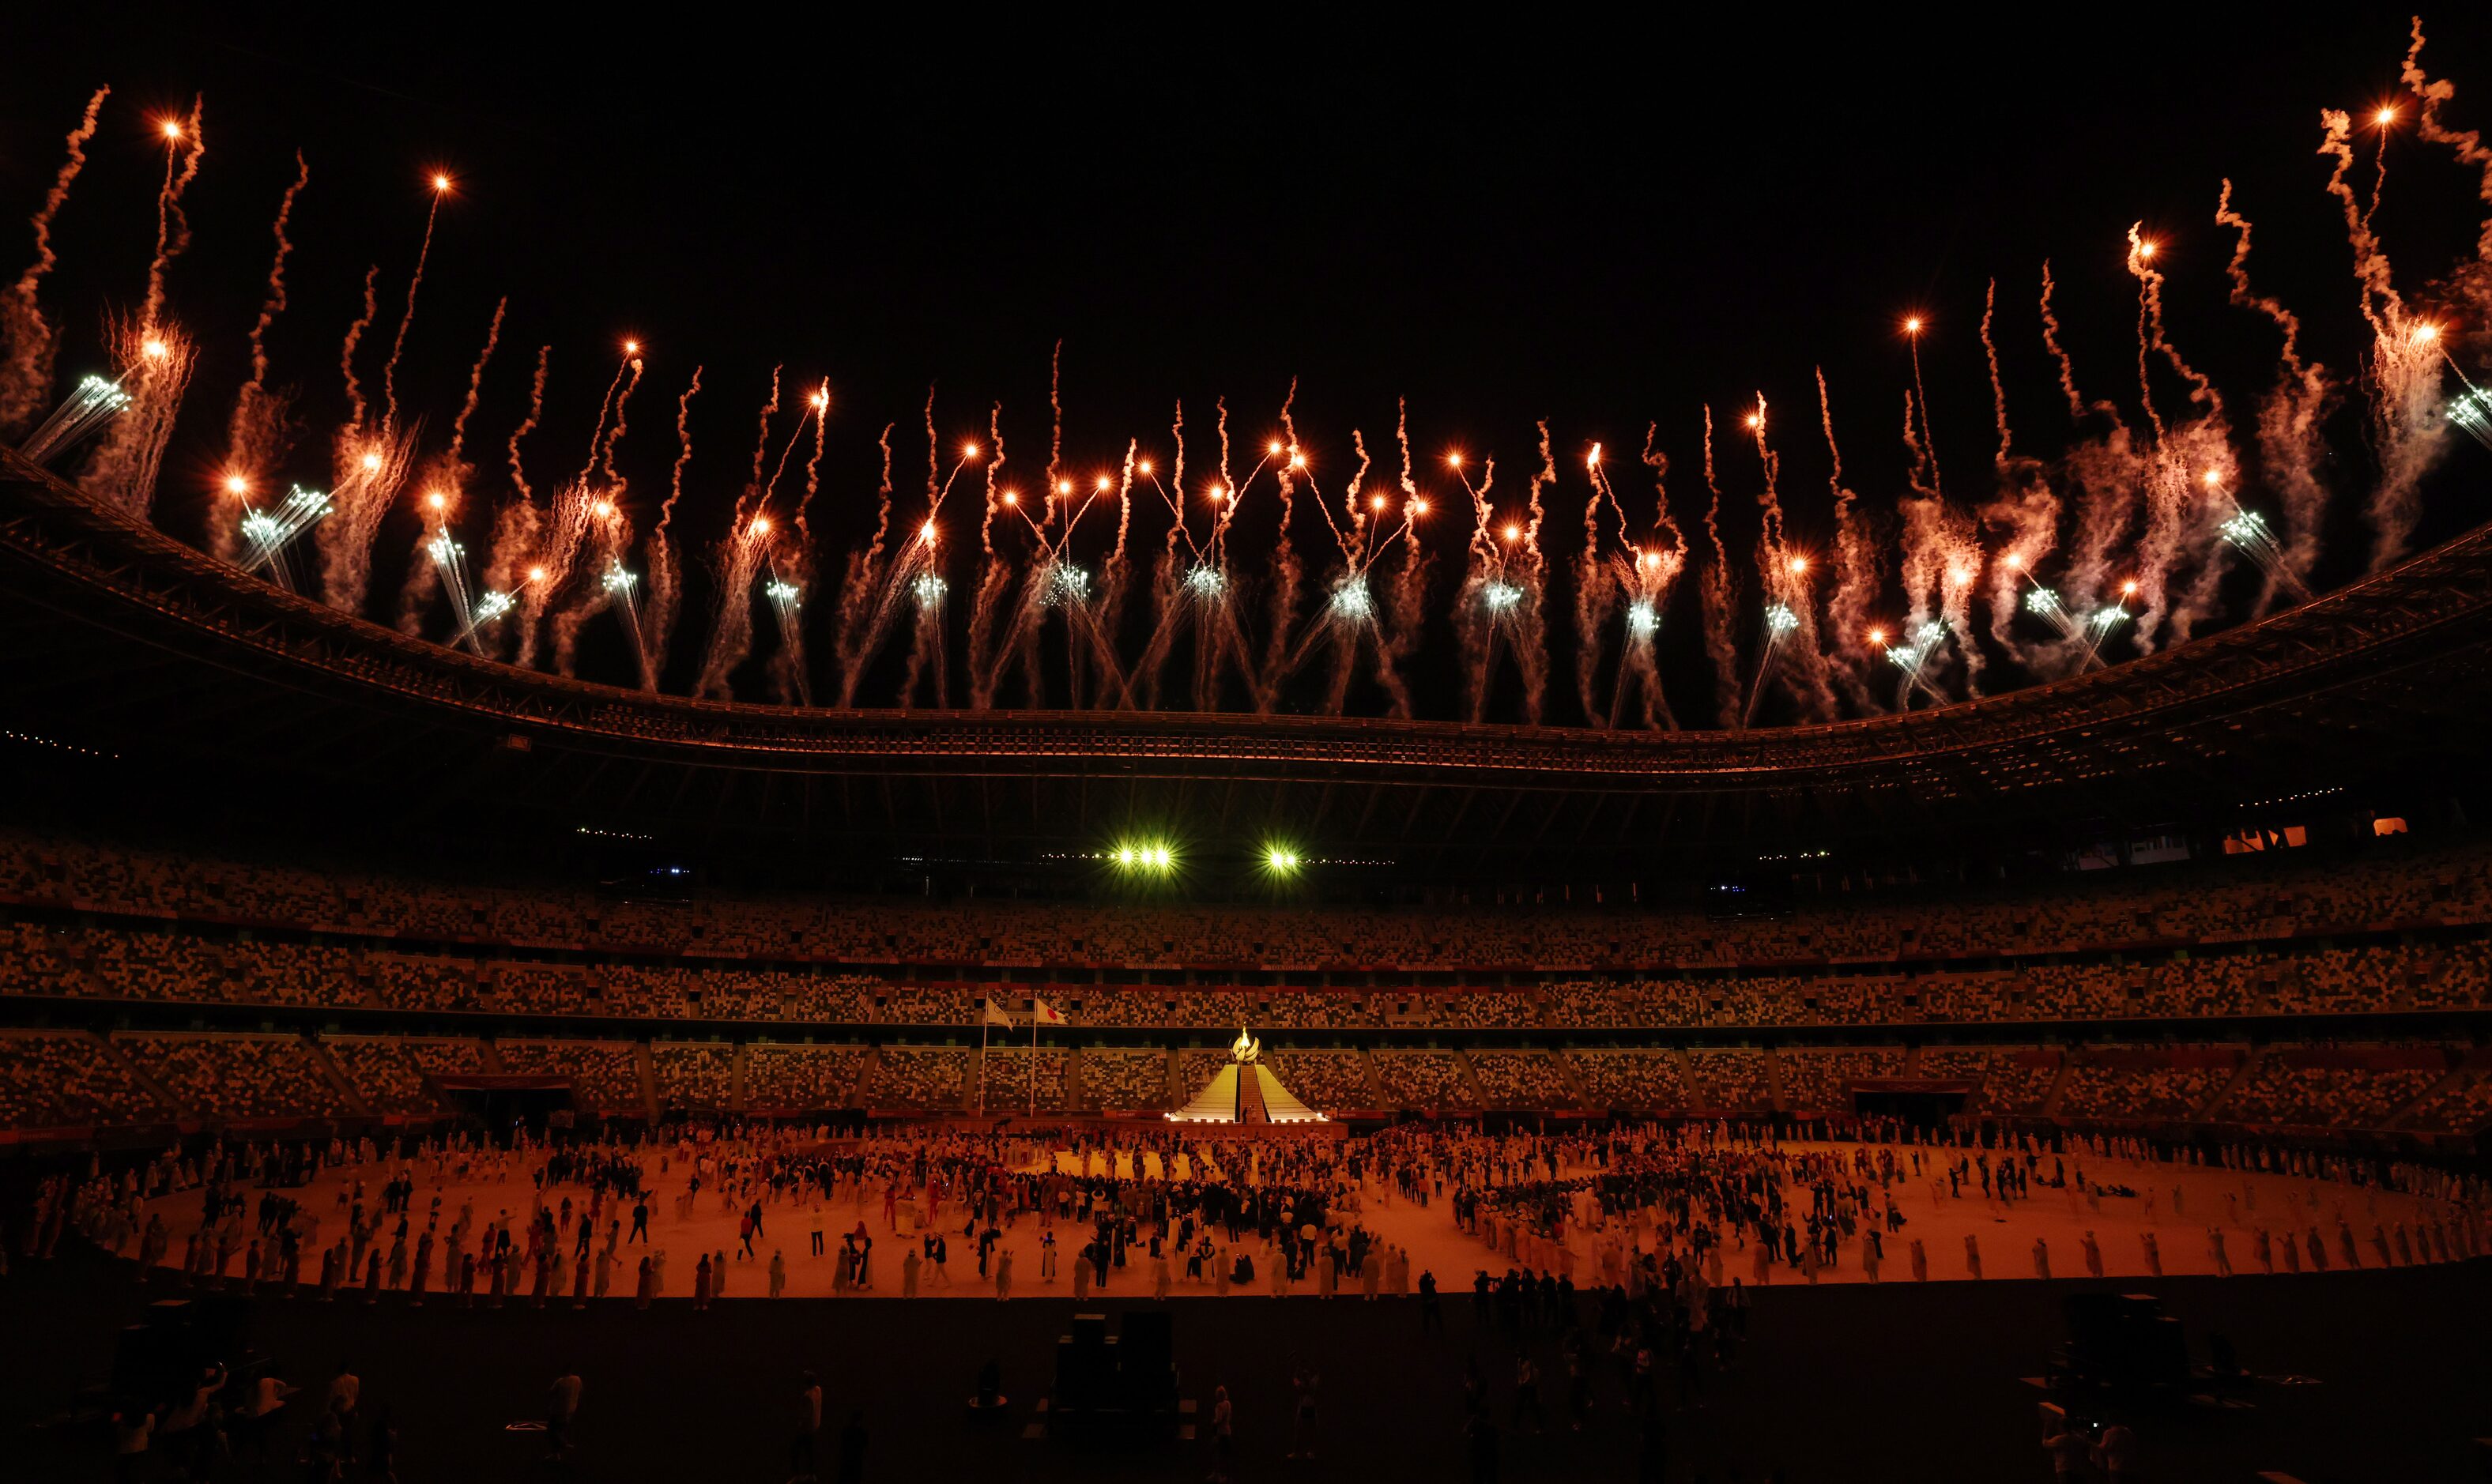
[1748,400,1837,721]
[1697,409,1741,727]
[85,101,205,517]
[1574,439,1615,725]
[1904,318,1941,499]
[2127,224,2224,428]
[395,299,504,635]
[833,423,896,706]
[1510,420,1552,725]
[1315,427,1378,716]
[1137,401,1186,710]
[2403,20,2492,268]
[694,515,771,699]
[643,367,701,692]
[1980,280,2012,462]
[1633,424,1683,729]
[1046,340,1063,519]
[1815,371,1879,711]
[524,473,598,668]
[82,318,195,518]
[553,499,636,680]
[480,346,551,657]
[1936,503,1985,695]
[967,402,1010,709]
[139,98,205,333]
[2037,261,2087,420]
[0,86,107,437]
[693,371,783,695]
[1897,473,1984,701]
[601,356,647,491]
[2123,223,2233,648]
[1975,283,2061,674]
[1452,440,1503,725]
[769,385,828,705]
[575,355,631,491]
[895,390,952,709]
[2040,266,2143,621]
[737,368,781,522]
[2318,107,2445,571]
[396,302,505,631]
[1978,473,2060,675]
[339,266,379,431]
[2216,180,2334,605]
[1378,404,1426,719]
[379,179,447,434]
[1897,395,1940,627]
[315,421,415,616]
[220,151,311,554]
[1095,439,1138,709]
[1259,380,1303,711]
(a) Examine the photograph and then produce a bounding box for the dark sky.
[6,11,2491,722]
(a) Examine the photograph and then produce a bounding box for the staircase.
[2038,1049,2076,1118]
[100,1032,185,1121]
[633,1042,659,1121]
[305,1037,371,1118]
[2194,1049,2260,1121]
[1550,1050,1592,1108]
[1236,1064,1271,1122]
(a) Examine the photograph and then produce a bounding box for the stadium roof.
[6,447,2491,875]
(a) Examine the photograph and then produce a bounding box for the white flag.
[982,998,1015,1028]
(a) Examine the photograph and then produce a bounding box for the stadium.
[6,13,2492,1484]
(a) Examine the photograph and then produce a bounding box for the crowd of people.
[16,917,2492,1034]
[6,1030,2479,1146]
[10,1104,2484,1482]
[32,1115,2489,1323]
[10,826,2488,967]
[6,831,2492,1043]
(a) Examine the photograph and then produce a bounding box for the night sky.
[6,12,2491,722]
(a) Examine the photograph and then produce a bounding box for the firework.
[2318,107,2448,571]
[379,171,452,432]
[764,565,811,706]
[0,87,108,438]
[17,371,132,465]
[218,151,311,559]
[423,521,485,653]
[2207,472,2312,602]
[1883,620,1950,708]
[236,484,333,591]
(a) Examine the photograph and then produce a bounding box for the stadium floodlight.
[1111,840,1176,874]
[1265,846,1302,875]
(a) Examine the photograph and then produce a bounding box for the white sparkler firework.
[17,373,130,465]
[2020,585,2085,643]
[1741,603,1800,725]
[426,528,485,652]
[236,484,333,591]
[764,567,811,706]
[2216,507,2311,601]
[603,561,647,677]
[2453,386,2492,449]
[1883,620,1950,709]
